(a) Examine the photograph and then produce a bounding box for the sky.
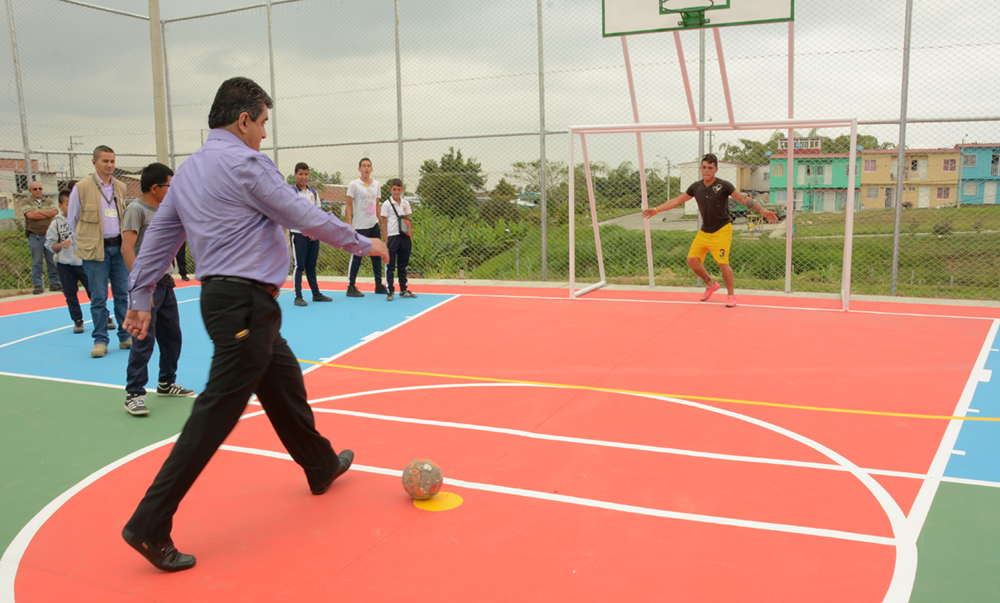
[1,0,997,189]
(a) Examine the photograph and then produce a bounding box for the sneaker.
[400,290,417,299]
[294,297,308,307]
[700,281,721,301]
[386,292,394,301]
[157,382,196,397]
[50,283,62,292]
[91,343,108,358]
[125,393,150,416]
[726,295,737,308]
[73,320,84,334]
[374,284,388,295]
[120,338,132,350]
[108,317,115,329]
[312,293,333,302]
[346,285,364,298]
[32,286,43,295]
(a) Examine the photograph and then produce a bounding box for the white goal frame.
[568,25,860,311]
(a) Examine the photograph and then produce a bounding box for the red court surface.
[8,287,997,602]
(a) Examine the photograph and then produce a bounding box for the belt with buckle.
[203,275,280,299]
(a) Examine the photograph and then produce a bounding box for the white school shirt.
[346,178,380,230]
[290,185,321,234]
[380,198,412,236]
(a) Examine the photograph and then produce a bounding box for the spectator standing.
[16,182,61,294]
[67,145,132,357]
[289,162,333,306]
[44,189,90,332]
[344,158,386,297]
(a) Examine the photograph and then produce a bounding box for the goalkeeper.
[641,153,778,308]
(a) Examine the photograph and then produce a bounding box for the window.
[963,154,977,167]
[936,187,950,200]
[772,165,785,178]
[992,154,999,176]
[866,187,879,199]
[864,159,877,172]
[943,159,956,172]
[15,174,35,193]
[763,172,769,181]
[910,159,918,171]
[965,182,978,195]
[805,165,812,176]
[775,190,787,202]
[816,166,825,176]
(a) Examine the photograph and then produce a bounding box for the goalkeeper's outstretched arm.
[641,193,693,219]
[732,191,779,224]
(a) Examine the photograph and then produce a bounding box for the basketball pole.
[621,37,655,288]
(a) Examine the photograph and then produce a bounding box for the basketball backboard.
[603,0,793,37]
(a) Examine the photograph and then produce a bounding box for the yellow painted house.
[859,148,961,210]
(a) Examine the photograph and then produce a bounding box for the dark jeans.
[82,245,130,345]
[386,235,412,294]
[348,224,383,287]
[126,285,182,394]
[124,279,342,543]
[175,242,189,278]
[28,232,60,289]
[55,263,90,323]
[290,232,320,297]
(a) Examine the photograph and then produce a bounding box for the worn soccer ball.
[401,459,444,500]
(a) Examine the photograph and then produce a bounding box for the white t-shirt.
[290,185,321,234]
[380,198,412,236]
[346,178,380,229]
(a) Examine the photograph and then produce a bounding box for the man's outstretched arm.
[732,191,779,224]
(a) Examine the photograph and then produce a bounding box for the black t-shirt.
[686,178,736,234]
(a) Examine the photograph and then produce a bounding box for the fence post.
[265,0,280,172]
[149,0,169,165]
[890,0,914,296]
[536,0,548,280]
[394,0,404,180]
[5,0,33,187]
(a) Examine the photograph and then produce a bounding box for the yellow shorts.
[688,223,733,265]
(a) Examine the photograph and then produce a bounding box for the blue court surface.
[0,285,452,395]
[944,327,1000,483]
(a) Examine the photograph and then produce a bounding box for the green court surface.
[0,375,193,556]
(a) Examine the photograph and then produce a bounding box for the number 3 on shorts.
[719,248,726,258]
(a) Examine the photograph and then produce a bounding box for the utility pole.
[68,136,83,180]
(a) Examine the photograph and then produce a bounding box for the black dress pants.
[124,279,341,543]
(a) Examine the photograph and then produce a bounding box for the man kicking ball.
[641,153,778,308]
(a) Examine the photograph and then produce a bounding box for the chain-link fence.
[2,0,998,301]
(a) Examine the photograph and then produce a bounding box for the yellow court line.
[297,359,1000,423]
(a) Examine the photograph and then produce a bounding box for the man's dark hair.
[390,178,404,188]
[359,157,371,167]
[207,77,274,129]
[140,162,174,193]
[93,145,115,161]
[295,162,309,173]
[701,153,719,167]
[58,189,72,202]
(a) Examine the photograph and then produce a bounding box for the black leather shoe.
[122,527,196,572]
[374,284,388,295]
[311,449,354,495]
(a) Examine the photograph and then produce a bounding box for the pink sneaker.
[726,295,737,308]
[700,281,721,301]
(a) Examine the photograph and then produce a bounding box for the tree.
[419,147,486,191]
[491,178,520,201]
[505,159,569,195]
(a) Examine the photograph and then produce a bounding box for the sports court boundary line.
[216,444,896,547]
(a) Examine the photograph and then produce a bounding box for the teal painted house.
[768,138,861,212]
[956,143,999,205]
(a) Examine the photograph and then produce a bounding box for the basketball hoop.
[659,0,715,28]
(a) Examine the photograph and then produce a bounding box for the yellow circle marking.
[296,359,1000,423]
[413,491,463,511]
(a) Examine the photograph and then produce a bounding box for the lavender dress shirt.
[128,129,371,312]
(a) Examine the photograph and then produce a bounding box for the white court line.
[216,443,895,547]
[0,297,202,350]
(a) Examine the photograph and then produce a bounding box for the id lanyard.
[93,175,116,208]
